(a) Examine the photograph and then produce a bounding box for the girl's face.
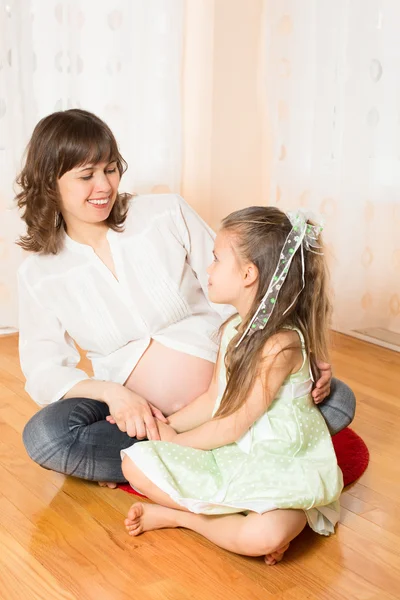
[57,160,120,228]
[207,230,249,305]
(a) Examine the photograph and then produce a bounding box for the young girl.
[118,206,344,564]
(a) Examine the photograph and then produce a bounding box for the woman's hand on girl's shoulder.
[312,361,332,404]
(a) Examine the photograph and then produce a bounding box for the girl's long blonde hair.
[214,206,332,418]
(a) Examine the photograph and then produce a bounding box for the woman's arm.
[18,271,165,440]
[169,331,302,450]
[18,270,90,406]
[175,195,235,321]
[66,380,167,440]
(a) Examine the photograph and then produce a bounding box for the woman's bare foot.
[98,482,118,489]
[264,543,290,565]
[124,502,179,536]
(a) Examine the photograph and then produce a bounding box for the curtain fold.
[264,0,400,343]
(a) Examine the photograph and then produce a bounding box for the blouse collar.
[63,228,114,254]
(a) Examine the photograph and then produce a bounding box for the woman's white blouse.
[18,194,233,406]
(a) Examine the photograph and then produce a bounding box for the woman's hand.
[106,414,176,442]
[312,361,332,404]
[102,383,167,440]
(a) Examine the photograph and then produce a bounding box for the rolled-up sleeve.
[175,195,235,321]
[18,271,90,406]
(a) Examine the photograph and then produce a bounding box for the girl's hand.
[156,420,177,442]
[312,361,332,404]
[102,383,167,440]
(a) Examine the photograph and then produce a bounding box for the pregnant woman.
[17,109,355,489]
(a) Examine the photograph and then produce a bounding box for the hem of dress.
[168,496,278,516]
[304,502,340,536]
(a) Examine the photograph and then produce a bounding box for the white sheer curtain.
[264,0,400,347]
[0,0,184,331]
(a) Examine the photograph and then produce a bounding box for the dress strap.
[292,326,306,348]
[282,325,306,350]
[282,326,314,382]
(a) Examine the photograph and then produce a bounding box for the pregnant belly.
[124,339,214,416]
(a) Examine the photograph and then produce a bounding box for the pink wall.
[181,0,271,231]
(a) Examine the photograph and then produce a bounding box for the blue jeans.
[22,378,356,483]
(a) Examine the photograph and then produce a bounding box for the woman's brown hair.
[214,206,332,418]
[16,109,131,254]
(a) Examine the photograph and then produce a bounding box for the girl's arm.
[169,331,302,450]
[18,270,166,439]
[167,349,222,433]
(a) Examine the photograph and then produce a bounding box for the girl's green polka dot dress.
[122,316,343,536]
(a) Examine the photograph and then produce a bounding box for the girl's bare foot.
[124,502,179,536]
[98,482,118,489]
[264,543,290,565]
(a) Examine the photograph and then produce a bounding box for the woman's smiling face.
[57,159,120,228]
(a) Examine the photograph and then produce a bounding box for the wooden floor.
[0,333,399,600]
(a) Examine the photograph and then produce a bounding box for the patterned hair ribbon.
[235,210,324,347]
